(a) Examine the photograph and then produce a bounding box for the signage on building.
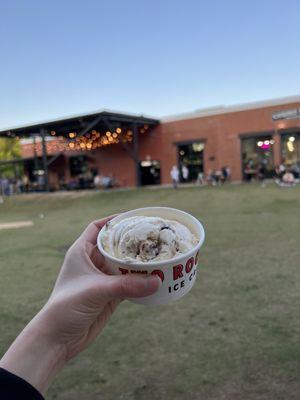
[272,108,300,121]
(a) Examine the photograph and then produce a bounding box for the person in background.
[279,163,286,178]
[214,170,222,185]
[282,170,295,186]
[206,169,214,185]
[221,166,228,183]
[93,172,103,190]
[22,175,30,192]
[0,217,161,399]
[170,165,179,188]
[291,163,300,179]
[196,171,204,185]
[225,166,231,182]
[257,162,266,187]
[181,165,189,182]
[244,162,254,182]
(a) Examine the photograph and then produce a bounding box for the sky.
[1,0,300,129]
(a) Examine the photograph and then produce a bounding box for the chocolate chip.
[161,226,171,231]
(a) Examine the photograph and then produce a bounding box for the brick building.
[1,95,300,188]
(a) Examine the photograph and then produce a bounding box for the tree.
[0,138,22,178]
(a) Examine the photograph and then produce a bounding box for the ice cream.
[101,216,198,262]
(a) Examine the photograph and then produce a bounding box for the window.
[241,135,274,178]
[177,141,205,182]
[281,132,300,166]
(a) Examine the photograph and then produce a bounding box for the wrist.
[0,308,67,395]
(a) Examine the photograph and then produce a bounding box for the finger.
[89,245,111,274]
[100,274,162,300]
[81,215,118,244]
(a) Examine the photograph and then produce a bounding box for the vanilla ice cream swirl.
[101,216,198,262]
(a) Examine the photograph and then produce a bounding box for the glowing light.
[69,142,75,149]
[287,141,294,152]
[116,127,122,133]
[50,131,56,136]
[270,140,275,144]
[261,144,270,150]
[69,132,76,138]
[289,136,295,142]
[257,141,263,147]
[112,132,118,138]
[192,142,205,152]
[106,131,111,136]
[264,140,270,145]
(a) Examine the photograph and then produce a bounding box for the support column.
[132,123,141,187]
[33,135,39,172]
[40,128,50,191]
[273,128,282,166]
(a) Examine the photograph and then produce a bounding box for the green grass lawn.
[0,184,299,400]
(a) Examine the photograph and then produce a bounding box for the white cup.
[97,207,205,306]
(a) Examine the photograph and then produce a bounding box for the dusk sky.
[1,0,300,129]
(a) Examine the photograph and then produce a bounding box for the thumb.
[102,274,162,300]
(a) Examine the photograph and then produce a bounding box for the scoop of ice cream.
[101,216,198,262]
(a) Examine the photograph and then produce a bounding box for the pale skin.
[0,217,161,395]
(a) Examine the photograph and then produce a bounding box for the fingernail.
[145,275,162,291]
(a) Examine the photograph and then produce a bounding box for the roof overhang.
[0,110,159,138]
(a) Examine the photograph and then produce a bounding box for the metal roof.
[162,94,300,122]
[0,109,159,137]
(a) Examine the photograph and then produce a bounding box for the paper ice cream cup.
[97,207,205,306]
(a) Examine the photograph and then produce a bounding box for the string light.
[25,123,148,156]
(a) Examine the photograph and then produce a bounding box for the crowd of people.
[243,160,300,187]
[0,171,119,196]
[170,165,231,188]
[0,176,30,196]
[170,162,300,188]
[1,162,299,196]
[58,172,118,191]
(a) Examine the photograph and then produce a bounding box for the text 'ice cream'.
[101,216,198,262]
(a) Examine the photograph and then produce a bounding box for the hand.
[0,217,161,394]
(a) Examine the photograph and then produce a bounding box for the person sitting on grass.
[282,170,295,186]
[0,217,161,400]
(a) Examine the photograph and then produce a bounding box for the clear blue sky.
[1,0,300,129]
